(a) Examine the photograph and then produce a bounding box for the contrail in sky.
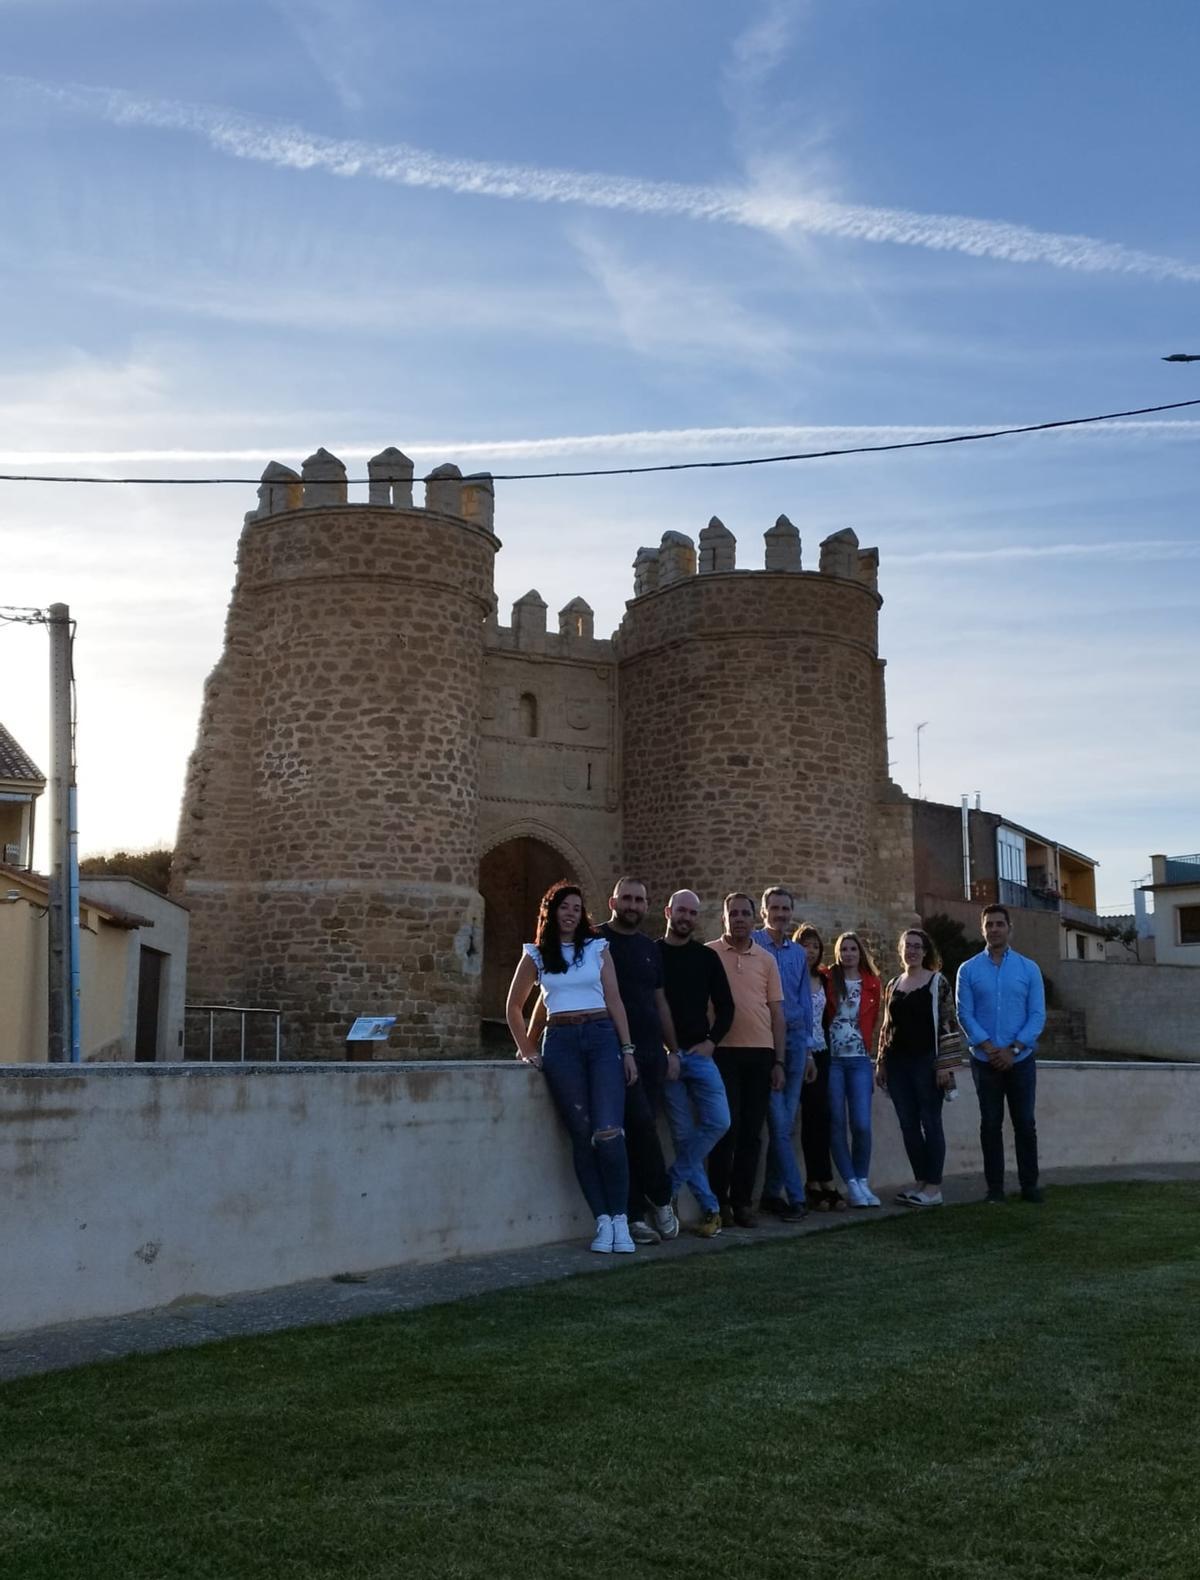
[2,419,1197,468]
[10,76,1200,283]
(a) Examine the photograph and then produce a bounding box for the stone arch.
[478,821,601,1024]
[518,692,538,737]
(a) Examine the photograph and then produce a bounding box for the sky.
[1,0,1198,911]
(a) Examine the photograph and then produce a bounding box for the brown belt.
[547,1010,610,1025]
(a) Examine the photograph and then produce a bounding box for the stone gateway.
[173,449,917,1057]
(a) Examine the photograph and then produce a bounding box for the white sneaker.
[846,1179,870,1208]
[629,1219,661,1245]
[911,1188,944,1207]
[650,1199,680,1240]
[895,1184,924,1205]
[590,1214,614,1253]
[857,1180,881,1207]
[611,1214,636,1253]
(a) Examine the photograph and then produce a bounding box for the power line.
[0,397,1198,487]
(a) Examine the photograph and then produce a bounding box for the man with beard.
[658,889,734,1238]
[598,877,680,1243]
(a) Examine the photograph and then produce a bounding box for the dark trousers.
[625,1047,673,1219]
[886,1053,946,1185]
[800,1045,833,1183]
[971,1056,1039,1193]
[708,1047,774,1209]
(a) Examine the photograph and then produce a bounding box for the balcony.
[1163,854,1200,884]
[998,878,1059,913]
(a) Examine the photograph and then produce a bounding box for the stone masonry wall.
[618,563,888,939]
[175,476,498,1058]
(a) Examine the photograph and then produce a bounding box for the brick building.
[173,447,924,1057]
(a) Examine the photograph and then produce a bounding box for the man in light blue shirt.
[956,904,1046,1204]
[753,886,816,1222]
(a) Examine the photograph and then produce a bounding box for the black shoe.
[984,1190,1007,1204]
[732,1205,760,1229]
[779,1202,808,1224]
[759,1195,788,1216]
[1020,1187,1044,1204]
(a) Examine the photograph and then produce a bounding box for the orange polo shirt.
[706,938,783,1049]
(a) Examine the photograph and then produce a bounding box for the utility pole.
[46,603,79,1062]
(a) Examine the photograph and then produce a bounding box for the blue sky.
[1,0,1198,908]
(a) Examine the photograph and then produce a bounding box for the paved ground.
[3,1162,1197,1384]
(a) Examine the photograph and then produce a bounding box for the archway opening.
[479,836,581,1033]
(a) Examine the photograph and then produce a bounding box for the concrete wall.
[1054,960,1200,1059]
[3,1059,1200,1337]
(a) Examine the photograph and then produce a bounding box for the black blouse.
[888,977,936,1058]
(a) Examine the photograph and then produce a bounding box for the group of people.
[505,879,1047,1254]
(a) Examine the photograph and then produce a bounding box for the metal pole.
[208,1010,214,1062]
[915,721,928,801]
[46,603,73,1062]
[961,794,972,900]
[240,1012,246,1062]
[274,1013,281,1062]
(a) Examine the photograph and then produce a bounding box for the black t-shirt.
[658,938,736,1051]
[599,925,663,1053]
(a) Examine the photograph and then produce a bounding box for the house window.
[997,828,1026,885]
[1178,906,1200,946]
[518,693,538,738]
[1075,934,1086,960]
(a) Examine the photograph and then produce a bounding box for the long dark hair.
[534,882,595,974]
[831,930,880,1001]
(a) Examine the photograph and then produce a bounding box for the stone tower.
[617,520,893,940]
[173,448,498,1057]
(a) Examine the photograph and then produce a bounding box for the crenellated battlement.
[629,516,879,599]
[486,589,614,659]
[244,447,496,532]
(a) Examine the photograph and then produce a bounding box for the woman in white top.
[506,882,638,1254]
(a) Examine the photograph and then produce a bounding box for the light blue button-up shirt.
[752,929,813,1047]
[955,947,1046,1063]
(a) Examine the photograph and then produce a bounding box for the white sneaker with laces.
[629,1219,661,1245]
[650,1200,680,1240]
[857,1180,882,1207]
[846,1179,870,1208]
[610,1214,636,1253]
[590,1214,614,1253]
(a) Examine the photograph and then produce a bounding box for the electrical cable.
[0,397,1197,487]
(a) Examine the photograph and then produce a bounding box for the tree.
[922,912,982,983]
[79,847,172,895]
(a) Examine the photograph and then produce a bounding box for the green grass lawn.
[3,1182,1199,1580]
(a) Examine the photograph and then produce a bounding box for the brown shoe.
[733,1206,759,1229]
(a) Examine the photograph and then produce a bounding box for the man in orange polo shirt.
[706,893,786,1228]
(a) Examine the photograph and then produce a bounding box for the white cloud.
[10,75,1200,283]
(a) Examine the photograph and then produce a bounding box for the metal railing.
[998,878,1060,913]
[185,1004,282,1062]
[1164,854,1200,884]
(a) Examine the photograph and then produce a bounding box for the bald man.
[658,889,734,1238]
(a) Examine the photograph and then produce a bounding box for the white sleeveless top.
[523,936,609,1014]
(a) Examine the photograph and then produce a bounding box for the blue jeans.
[662,1052,731,1214]
[541,1018,630,1218]
[828,1056,873,1186]
[886,1053,946,1185]
[971,1056,1039,1193]
[764,1032,809,1205]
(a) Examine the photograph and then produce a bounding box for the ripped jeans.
[542,1017,630,1218]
